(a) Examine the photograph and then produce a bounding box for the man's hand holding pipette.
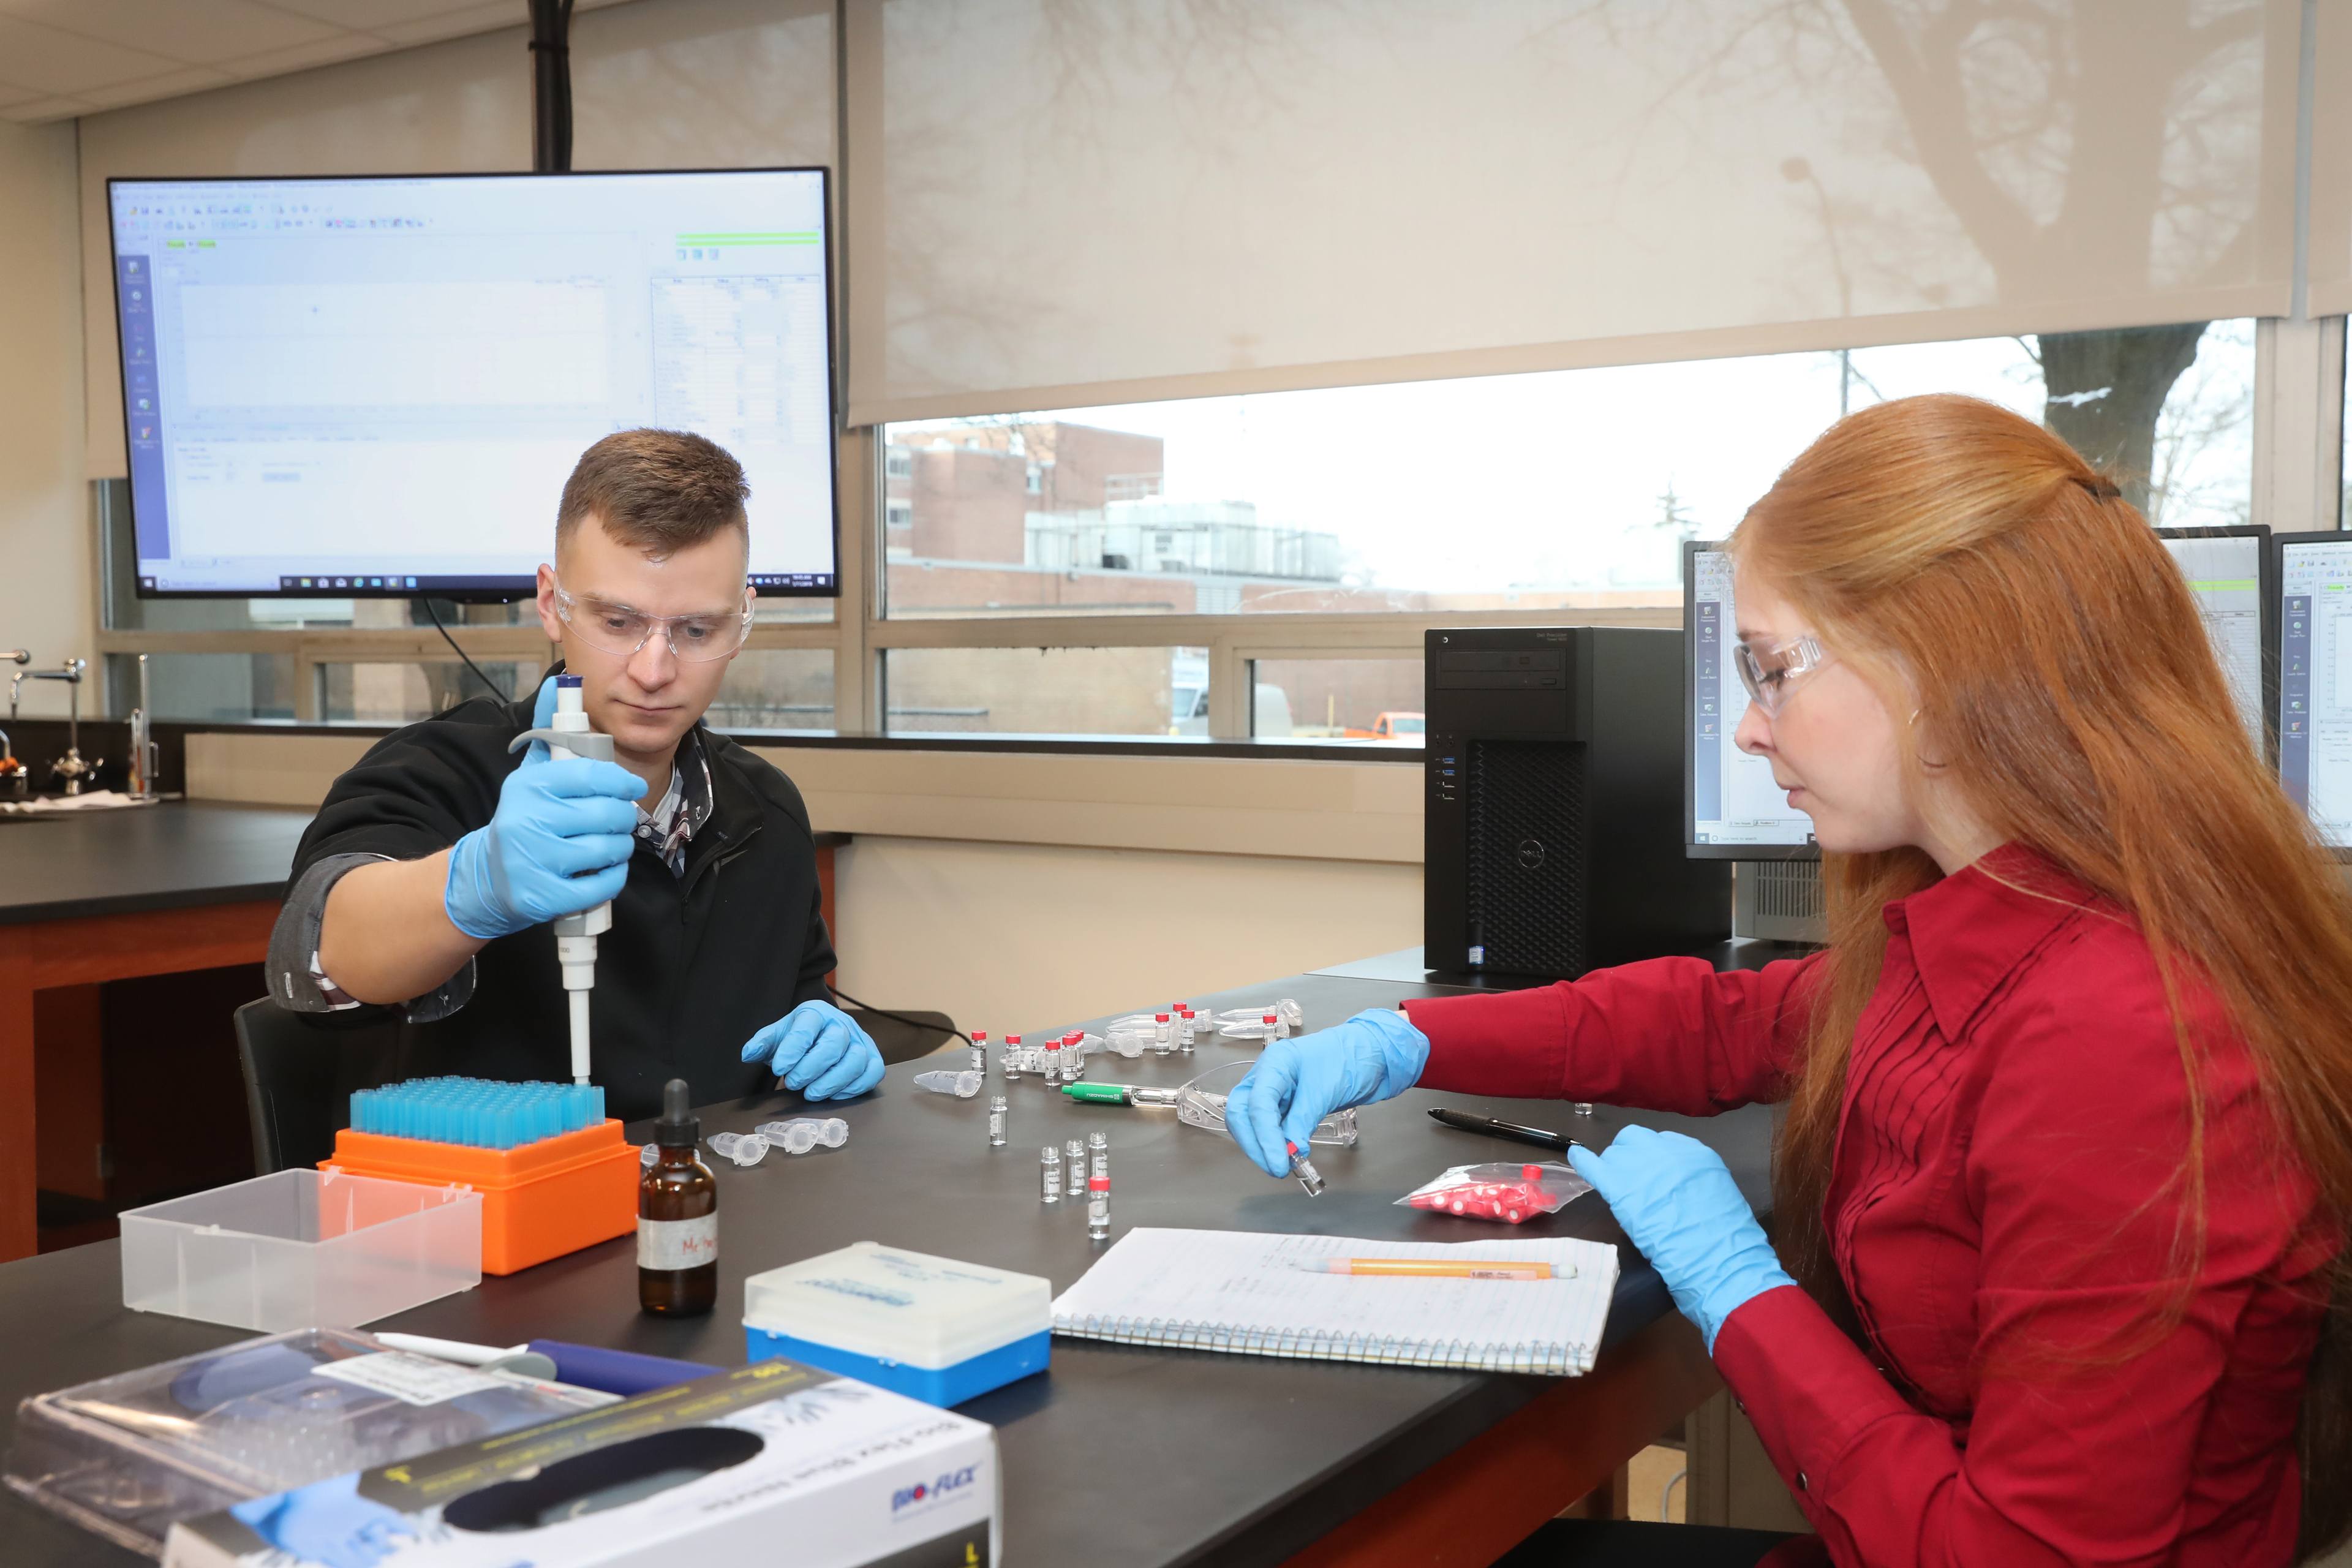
[742,998,885,1101]
[1227,1008,1429,1178]
[443,677,645,939]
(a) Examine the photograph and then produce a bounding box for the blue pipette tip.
[350,1076,603,1150]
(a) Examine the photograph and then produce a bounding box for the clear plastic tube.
[707,1131,767,1167]
[1214,999,1303,1030]
[914,1069,985,1098]
[753,1117,847,1153]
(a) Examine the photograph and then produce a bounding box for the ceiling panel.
[0,0,641,124]
[1,0,340,65]
[0,13,184,96]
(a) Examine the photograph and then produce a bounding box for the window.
[709,650,834,730]
[884,647,1208,737]
[1249,657,1425,741]
[886,445,914,480]
[881,322,2258,621]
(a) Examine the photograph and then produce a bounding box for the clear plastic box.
[119,1169,482,1331]
[2,1327,601,1559]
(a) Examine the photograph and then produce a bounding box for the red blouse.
[1401,848,2331,1567]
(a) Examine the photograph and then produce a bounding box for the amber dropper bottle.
[638,1077,717,1316]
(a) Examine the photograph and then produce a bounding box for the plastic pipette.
[507,674,614,1085]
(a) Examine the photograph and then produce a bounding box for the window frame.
[90,320,2345,741]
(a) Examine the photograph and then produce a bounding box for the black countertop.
[0,968,1771,1567]
[0,800,309,925]
[0,799,851,926]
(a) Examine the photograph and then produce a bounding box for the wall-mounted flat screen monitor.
[107,168,837,598]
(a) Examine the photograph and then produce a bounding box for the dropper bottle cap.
[654,1077,698,1148]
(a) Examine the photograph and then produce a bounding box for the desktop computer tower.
[1425,627,1732,979]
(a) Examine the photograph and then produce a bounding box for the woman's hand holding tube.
[1227,1008,1430,1177]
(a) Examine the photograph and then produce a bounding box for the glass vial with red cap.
[1003,1033,1023,1080]
[639,1077,716,1316]
[1087,1175,1111,1242]
[970,1030,989,1076]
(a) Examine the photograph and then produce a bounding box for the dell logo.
[1517,839,1545,869]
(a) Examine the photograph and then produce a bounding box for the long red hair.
[1731,394,2352,1558]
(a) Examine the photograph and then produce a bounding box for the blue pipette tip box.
[743,1242,1051,1408]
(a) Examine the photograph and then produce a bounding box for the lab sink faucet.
[28,658,98,794]
[0,649,23,799]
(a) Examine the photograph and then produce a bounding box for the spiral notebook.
[1049,1227,1619,1376]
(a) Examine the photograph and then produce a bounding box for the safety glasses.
[551,578,754,662]
[1732,633,1831,718]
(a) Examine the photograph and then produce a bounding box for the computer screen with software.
[2155,526,2271,761]
[108,169,837,598]
[1685,527,2272,858]
[1684,541,1817,858]
[2277,532,2352,850]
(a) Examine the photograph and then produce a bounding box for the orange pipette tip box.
[320,1120,638,1275]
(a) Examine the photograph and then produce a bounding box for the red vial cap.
[1088,1175,1110,1191]
[1523,1164,1544,1180]
[1263,1013,1277,1023]
[973,1031,989,1042]
[1044,1037,1060,1049]
[1155,1013,1170,1022]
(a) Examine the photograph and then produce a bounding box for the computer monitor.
[107,169,839,599]
[1683,540,1817,859]
[1684,525,2272,860]
[2155,526,2273,763]
[2275,531,2352,851]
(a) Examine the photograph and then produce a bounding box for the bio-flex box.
[744,1241,1052,1406]
[161,1357,998,1568]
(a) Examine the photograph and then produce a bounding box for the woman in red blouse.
[1228,396,2352,1567]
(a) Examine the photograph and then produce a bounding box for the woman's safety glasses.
[1732,633,1831,718]
[552,579,755,662]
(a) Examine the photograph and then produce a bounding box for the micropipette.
[507,674,612,1086]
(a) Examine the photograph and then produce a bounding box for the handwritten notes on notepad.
[1049,1228,1619,1375]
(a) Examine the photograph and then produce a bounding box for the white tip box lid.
[743,1242,1052,1370]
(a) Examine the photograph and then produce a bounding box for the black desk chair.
[233,999,409,1175]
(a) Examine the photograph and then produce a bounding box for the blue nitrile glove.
[230,1471,414,1568]
[742,998,885,1101]
[1226,1008,1430,1178]
[1568,1126,1796,1352]
[443,677,646,940]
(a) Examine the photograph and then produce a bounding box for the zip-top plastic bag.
[1397,1161,1589,1224]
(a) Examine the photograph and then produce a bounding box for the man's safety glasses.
[1732,633,1831,718]
[552,579,755,662]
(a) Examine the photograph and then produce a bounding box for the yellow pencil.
[1308,1257,1558,1280]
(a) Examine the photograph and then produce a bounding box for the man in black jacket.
[265,429,881,1120]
